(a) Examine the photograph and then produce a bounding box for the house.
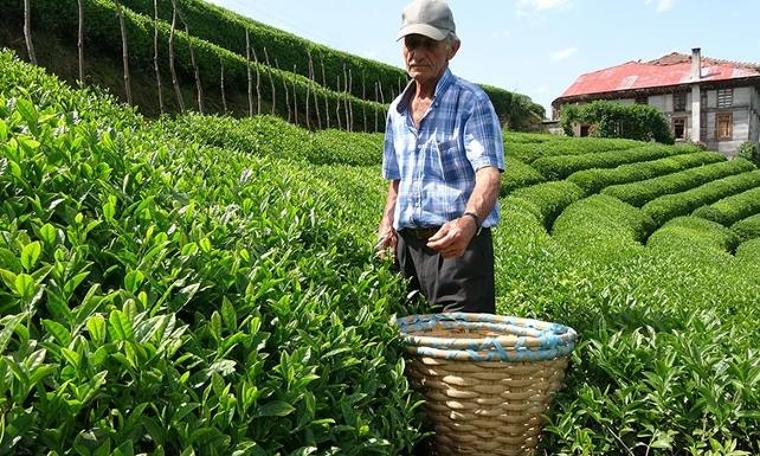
[552,49,760,157]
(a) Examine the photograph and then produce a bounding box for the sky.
[205,0,760,117]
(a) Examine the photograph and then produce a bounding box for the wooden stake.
[362,72,367,132]
[264,47,276,115]
[336,75,342,130]
[306,51,312,129]
[152,0,164,113]
[321,59,330,128]
[168,2,184,112]
[343,63,350,131]
[177,13,202,113]
[348,69,354,132]
[374,82,379,132]
[77,0,85,84]
[220,57,227,114]
[23,0,37,65]
[252,47,261,115]
[292,64,298,125]
[276,59,290,121]
[113,0,132,104]
[245,29,253,116]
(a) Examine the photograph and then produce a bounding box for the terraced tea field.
[1,50,759,455]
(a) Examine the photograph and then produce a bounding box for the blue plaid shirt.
[382,68,505,230]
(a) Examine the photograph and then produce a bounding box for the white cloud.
[645,0,675,13]
[551,47,578,61]
[517,0,571,15]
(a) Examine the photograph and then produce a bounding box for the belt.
[402,227,441,240]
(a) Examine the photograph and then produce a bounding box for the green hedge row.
[532,144,695,181]
[501,156,546,196]
[158,114,384,167]
[693,186,760,227]
[506,137,641,163]
[118,0,545,127]
[507,181,585,229]
[3,0,388,131]
[601,159,757,207]
[732,214,760,243]
[647,216,739,254]
[567,152,724,195]
[736,238,760,261]
[552,194,654,250]
[642,170,760,227]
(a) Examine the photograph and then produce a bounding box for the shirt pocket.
[435,139,467,183]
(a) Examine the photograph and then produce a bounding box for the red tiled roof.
[557,52,760,101]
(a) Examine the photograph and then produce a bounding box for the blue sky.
[206,0,760,117]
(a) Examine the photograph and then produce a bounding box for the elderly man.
[377,0,505,314]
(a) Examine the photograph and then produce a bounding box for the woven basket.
[395,313,577,456]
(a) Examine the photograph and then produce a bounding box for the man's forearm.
[380,180,400,229]
[464,167,501,224]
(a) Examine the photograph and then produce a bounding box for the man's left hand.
[426,217,477,258]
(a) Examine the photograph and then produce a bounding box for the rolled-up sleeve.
[463,95,505,173]
[382,112,401,180]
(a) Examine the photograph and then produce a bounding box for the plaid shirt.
[382,68,505,230]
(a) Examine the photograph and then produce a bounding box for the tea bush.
[603,159,757,207]
[506,137,640,163]
[692,186,760,227]
[647,216,739,254]
[532,144,695,180]
[0,50,423,454]
[508,181,585,229]
[568,151,724,195]
[732,214,760,243]
[501,156,546,195]
[642,170,760,227]
[3,49,760,455]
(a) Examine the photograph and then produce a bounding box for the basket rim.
[394,313,578,362]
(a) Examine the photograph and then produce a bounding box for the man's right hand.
[375,223,398,260]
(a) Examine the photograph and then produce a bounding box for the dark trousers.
[397,228,495,314]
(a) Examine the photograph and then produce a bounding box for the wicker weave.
[396,313,577,456]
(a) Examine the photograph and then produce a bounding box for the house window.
[673,93,687,111]
[700,91,708,108]
[716,112,733,140]
[635,96,648,105]
[717,89,734,108]
[673,117,686,139]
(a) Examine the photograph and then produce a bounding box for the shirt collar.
[397,67,455,114]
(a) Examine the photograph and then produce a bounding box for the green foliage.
[737,141,759,166]
[647,216,739,255]
[602,158,757,207]
[509,181,585,229]
[506,136,640,163]
[735,237,760,260]
[312,129,384,166]
[560,100,675,144]
[0,50,422,454]
[731,214,760,243]
[693,186,760,227]
[4,48,760,456]
[501,156,546,195]
[568,151,724,195]
[532,144,694,181]
[2,0,387,130]
[553,195,654,250]
[642,170,760,227]
[2,0,543,129]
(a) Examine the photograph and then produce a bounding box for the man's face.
[402,34,459,85]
